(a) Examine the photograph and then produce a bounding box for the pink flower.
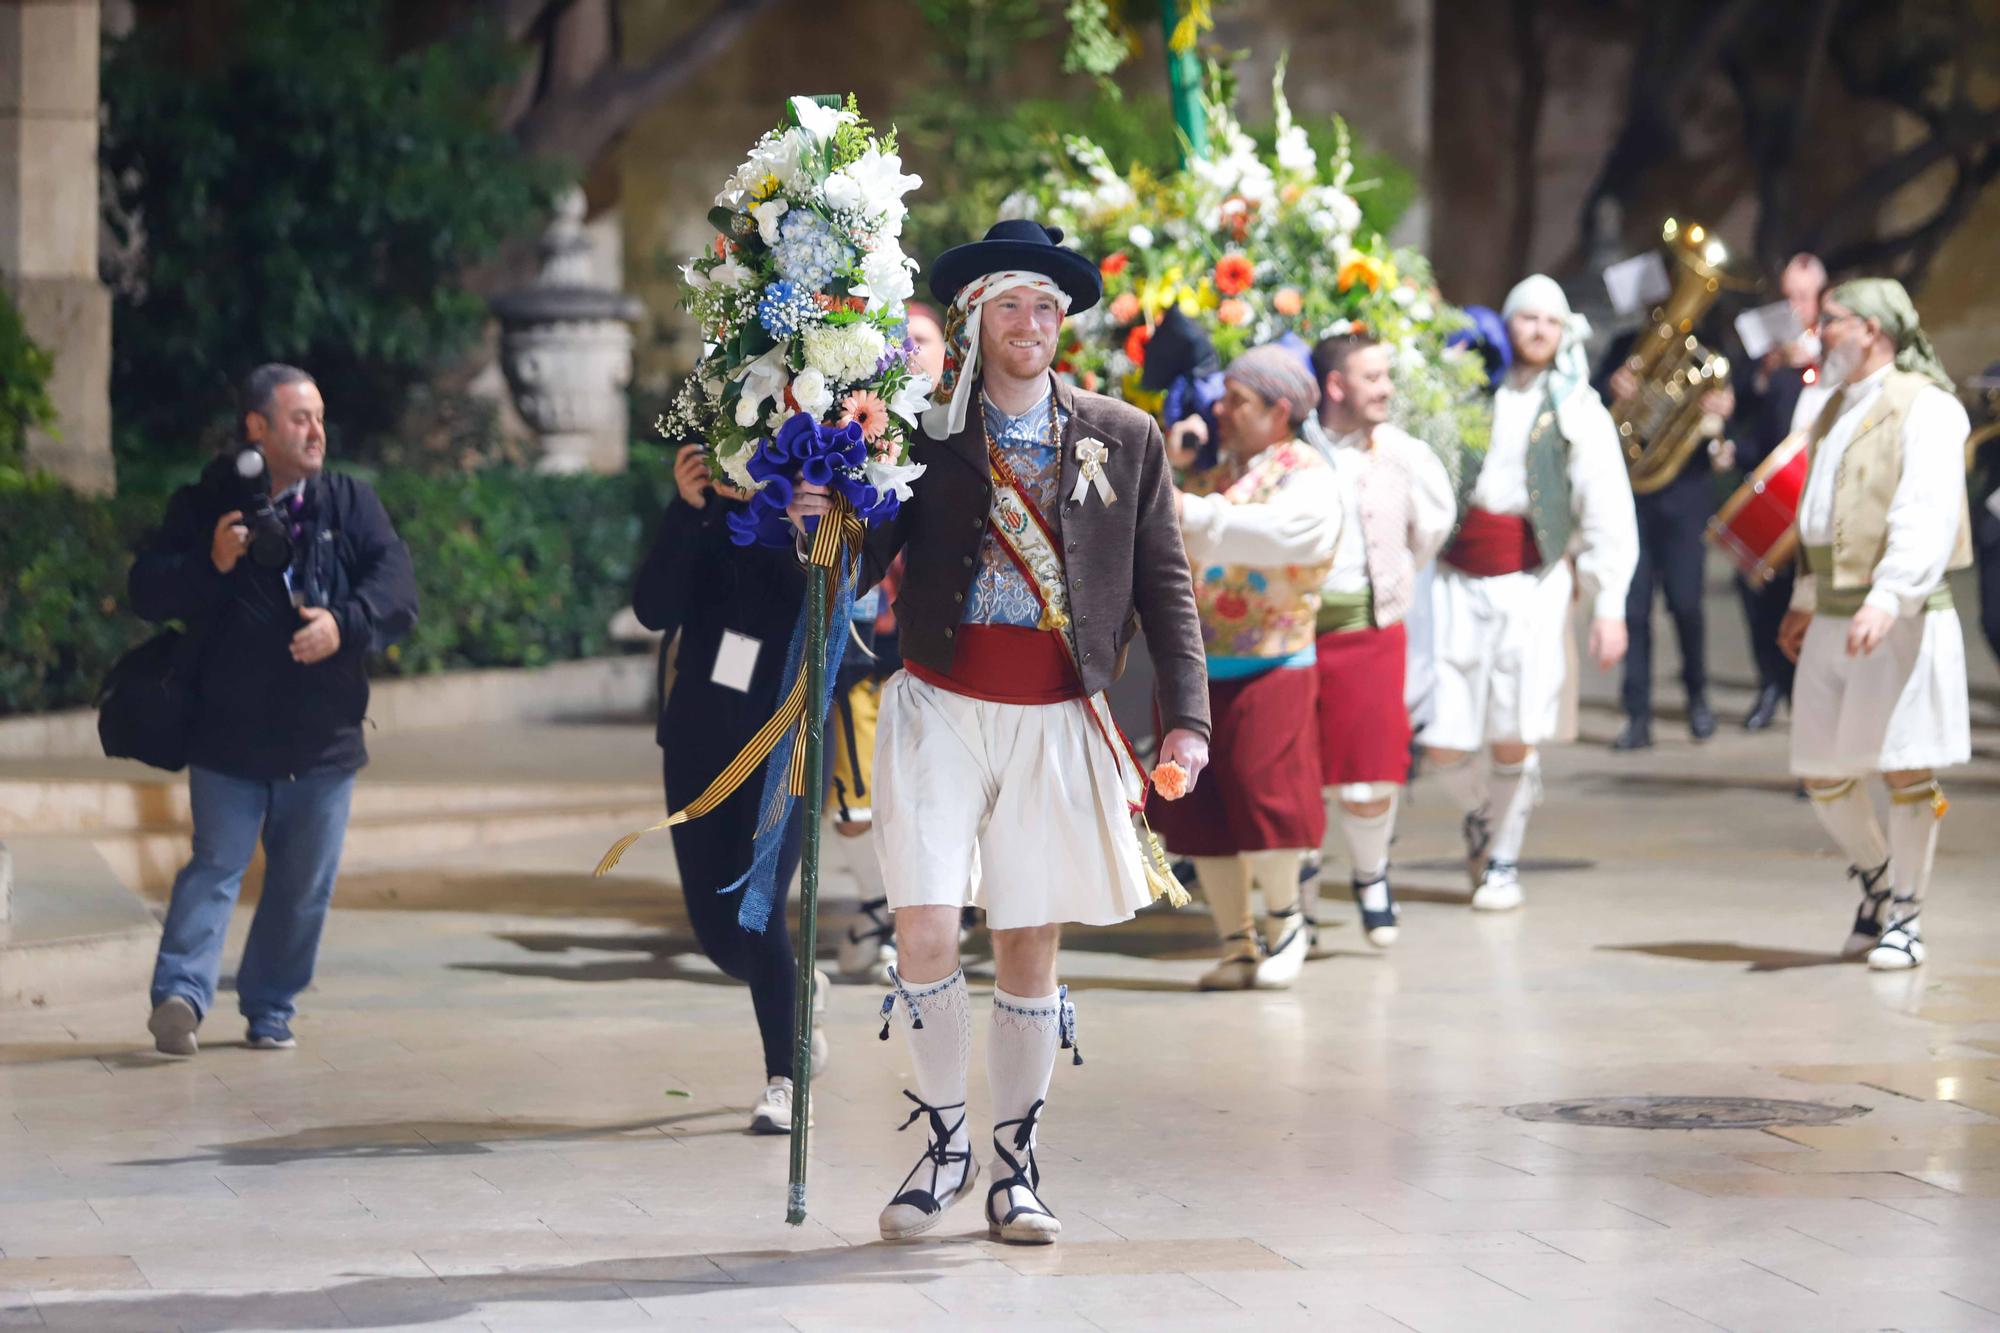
[839,389,890,443]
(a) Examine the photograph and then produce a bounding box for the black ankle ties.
[889,1090,971,1215]
[848,896,893,949]
[988,1098,1055,1228]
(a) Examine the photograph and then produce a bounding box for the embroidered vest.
[1455,396,1573,571]
[1804,368,1975,591]
[1183,440,1334,660]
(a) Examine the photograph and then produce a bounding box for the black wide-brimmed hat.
[929,219,1103,314]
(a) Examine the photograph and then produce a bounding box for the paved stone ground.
[3,578,1999,1332]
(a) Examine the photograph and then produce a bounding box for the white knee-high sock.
[989,986,1066,1208]
[1807,778,1890,873]
[1341,795,1398,882]
[1886,779,1946,912]
[1245,849,1303,917]
[890,968,972,1164]
[1487,754,1540,865]
[1193,855,1256,955]
[1435,755,1488,818]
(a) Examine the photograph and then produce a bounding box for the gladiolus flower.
[1124,323,1152,365]
[1214,253,1255,296]
[1109,292,1142,325]
[1100,251,1131,276]
[1272,287,1304,317]
[1150,759,1190,801]
[839,389,890,442]
[1218,298,1251,326]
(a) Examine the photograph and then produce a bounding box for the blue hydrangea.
[757,280,816,340]
[771,210,854,292]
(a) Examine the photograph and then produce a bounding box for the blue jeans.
[150,765,356,1027]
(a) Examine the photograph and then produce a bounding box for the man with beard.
[1298,332,1456,951]
[786,219,1209,1244]
[1425,275,1638,911]
[1778,278,1973,970]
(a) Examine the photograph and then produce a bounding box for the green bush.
[0,456,679,717]
[100,0,561,464]
[0,288,58,472]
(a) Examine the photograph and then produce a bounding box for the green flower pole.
[787,558,830,1225]
[1159,0,1208,163]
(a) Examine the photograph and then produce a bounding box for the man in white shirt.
[1424,275,1639,910]
[1777,278,1973,971]
[1299,333,1455,949]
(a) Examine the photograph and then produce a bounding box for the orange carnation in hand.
[1151,759,1190,801]
[1214,252,1255,296]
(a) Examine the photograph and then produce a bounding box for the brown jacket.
[865,375,1211,741]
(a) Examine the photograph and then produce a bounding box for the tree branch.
[1822,146,2000,280]
[513,0,783,168]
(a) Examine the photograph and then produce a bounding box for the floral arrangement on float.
[663,95,930,547]
[1006,64,1490,464]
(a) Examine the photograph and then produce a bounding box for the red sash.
[1443,507,1542,577]
[907,625,1081,705]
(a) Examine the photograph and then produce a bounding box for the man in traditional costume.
[786,219,1210,1244]
[1778,278,1972,971]
[1150,346,1336,990]
[1299,332,1456,950]
[1424,275,1638,910]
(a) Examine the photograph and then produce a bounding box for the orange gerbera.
[1217,298,1251,327]
[1272,287,1304,317]
[1100,251,1131,276]
[1337,253,1385,294]
[1214,252,1255,296]
[1124,322,1153,365]
[839,389,890,442]
[1109,292,1142,325]
[1150,759,1190,801]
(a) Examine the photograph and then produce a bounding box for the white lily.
[790,95,855,145]
[752,199,789,246]
[888,374,935,426]
[708,257,754,289]
[855,247,916,312]
[736,345,791,415]
[864,456,927,503]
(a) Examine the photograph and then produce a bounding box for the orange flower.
[1337,253,1385,294]
[1081,370,1101,392]
[1150,759,1190,801]
[1272,287,1304,317]
[1124,323,1153,365]
[1100,251,1130,276]
[1214,252,1255,296]
[713,235,734,260]
[1217,298,1251,326]
[813,293,866,313]
[1109,292,1142,325]
[839,389,890,442]
[1220,195,1256,242]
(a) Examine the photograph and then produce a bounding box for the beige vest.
[1803,368,1974,591]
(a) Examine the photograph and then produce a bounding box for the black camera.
[232,447,294,571]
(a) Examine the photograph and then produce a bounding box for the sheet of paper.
[1735,300,1802,362]
[1602,252,1672,315]
[711,630,761,693]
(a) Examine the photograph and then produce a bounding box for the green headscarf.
[1827,277,1955,393]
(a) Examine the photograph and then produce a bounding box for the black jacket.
[129,460,419,779]
[632,496,806,791]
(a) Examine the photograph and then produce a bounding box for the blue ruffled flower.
[729,411,902,549]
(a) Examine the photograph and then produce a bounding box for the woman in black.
[632,444,820,1134]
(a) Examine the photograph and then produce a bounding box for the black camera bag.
[96,626,206,771]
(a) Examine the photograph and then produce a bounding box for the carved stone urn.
[491,189,645,474]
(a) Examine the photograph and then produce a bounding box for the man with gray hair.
[131,364,418,1056]
[1424,276,1638,911]
[1153,344,1339,989]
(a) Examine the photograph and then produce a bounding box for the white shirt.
[1319,430,1371,594]
[1472,373,1638,621]
[1179,441,1341,570]
[1791,364,1971,618]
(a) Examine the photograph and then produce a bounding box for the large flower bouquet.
[664,95,930,547]
[1009,67,1489,466]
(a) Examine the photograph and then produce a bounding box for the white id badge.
[711,631,761,693]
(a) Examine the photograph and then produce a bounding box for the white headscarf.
[922,270,1073,441]
[1502,273,1593,407]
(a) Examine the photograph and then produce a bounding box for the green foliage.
[0,458,676,717]
[0,288,58,472]
[100,0,562,466]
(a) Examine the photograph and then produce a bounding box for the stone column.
[0,0,114,495]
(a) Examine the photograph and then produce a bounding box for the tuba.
[1613,220,1734,495]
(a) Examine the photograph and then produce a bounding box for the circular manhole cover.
[1504,1096,1868,1130]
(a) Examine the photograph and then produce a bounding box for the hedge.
[0,452,676,717]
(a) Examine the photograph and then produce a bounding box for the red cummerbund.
[906,624,1083,705]
[1443,507,1542,577]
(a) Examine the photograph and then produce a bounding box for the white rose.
[719,445,761,492]
[792,367,833,417]
[1128,224,1155,249]
[735,393,764,428]
[823,169,863,214]
[752,199,789,246]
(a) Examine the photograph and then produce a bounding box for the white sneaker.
[147,996,199,1057]
[1867,911,1925,971]
[837,898,897,984]
[748,1076,810,1134]
[1470,861,1523,912]
[811,969,830,1075]
[1253,914,1309,989]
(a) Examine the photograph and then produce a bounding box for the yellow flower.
[750,174,784,204]
[1337,253,1385,294]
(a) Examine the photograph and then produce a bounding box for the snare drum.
[1706,431,1807,587]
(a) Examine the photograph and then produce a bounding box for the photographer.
[131,364,417,1057]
